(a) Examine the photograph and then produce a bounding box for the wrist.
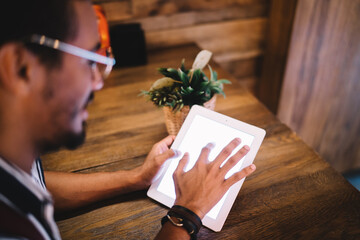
[161,205,203,240]
[112,168,147,192]
[174,201,206,220]
[129,166,151,190]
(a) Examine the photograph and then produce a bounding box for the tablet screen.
[157,115,254,219]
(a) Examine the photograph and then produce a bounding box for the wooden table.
[42,44,360,239]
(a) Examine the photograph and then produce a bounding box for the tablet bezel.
[147,105,266,232]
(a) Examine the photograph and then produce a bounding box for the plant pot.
[163,95,217,135]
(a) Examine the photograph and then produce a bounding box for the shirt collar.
[0,156,52,203]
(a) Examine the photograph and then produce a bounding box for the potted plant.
[142,50,231,135]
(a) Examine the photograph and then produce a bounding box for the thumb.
[154,149,177,166]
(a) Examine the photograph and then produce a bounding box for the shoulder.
[0,200,47,240]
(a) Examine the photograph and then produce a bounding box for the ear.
[0,43,40,96]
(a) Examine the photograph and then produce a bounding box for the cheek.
[65,60,93,92]
[56,59,93,104]
[41,93,84,138]
[45,61,93,131]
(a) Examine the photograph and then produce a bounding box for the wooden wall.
[92,0,270,92]
[278,0,360,173]
[256,0,297,114]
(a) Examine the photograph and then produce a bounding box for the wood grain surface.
[92,0,269,94]
[42,44,360,239]
[277,0,360,173]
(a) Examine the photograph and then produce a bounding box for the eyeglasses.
[29,34,116,79]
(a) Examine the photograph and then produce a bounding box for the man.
[0,0,256,239]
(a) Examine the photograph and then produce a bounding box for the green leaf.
[208,65,215,81]
[205,88,211,97]
[200,81,209,88]
[149,56,231,110]
[139,90,149,96]
[180,59,186,72]
[158,67,181,82]
[212,87,226,97]
[178,68,189,87]
[217,79,231,84]
[190,69,203,89]
[213,71,218,82]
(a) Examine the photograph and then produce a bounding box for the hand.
[173,138,256,219]
[137,135,177,187]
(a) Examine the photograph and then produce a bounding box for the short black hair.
[0,0,78,68]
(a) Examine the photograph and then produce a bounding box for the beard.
[39,92,94,154]
[61,121,87,150]
[39,121,87,154]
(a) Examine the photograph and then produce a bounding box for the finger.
[174,153,189,176]
[154,149,176,166]
[224,164,256,188]
[160,135,176,146]
[196,143,214,166]
[220,145,250,174]
[172,152,188,197]
[212,138,241,169]
[156,135,176,154]
[173,174,181,196]
[173,153,188,197]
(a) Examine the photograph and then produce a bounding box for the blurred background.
[92,0,360,189]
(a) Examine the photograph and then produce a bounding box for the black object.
[161,205,202,240]
[109,23,147,68]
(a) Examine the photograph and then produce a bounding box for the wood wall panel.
[219,57,262,93]
[256,0,297,113]
[130,0,267,17]
[99,1,132,22]
[116,5,268,32]
[278,0,360,172]
[92,0,270,93]
[219,57,262,80]
[144,18,266,52]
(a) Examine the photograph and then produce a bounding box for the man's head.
[0,0,77,68]
[0,0,103,154]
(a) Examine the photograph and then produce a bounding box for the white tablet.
[147,105,266,232]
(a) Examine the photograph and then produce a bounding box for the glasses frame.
[29,34,116,79]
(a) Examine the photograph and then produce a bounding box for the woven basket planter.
[163,95,217,135]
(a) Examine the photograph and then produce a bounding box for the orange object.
[93,5,111,53]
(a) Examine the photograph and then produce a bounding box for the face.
[30,1,102,152]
